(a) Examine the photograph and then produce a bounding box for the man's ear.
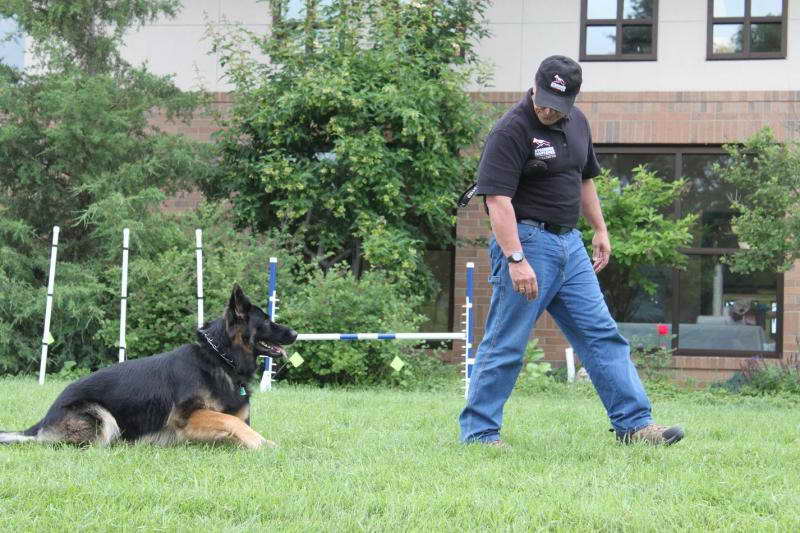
[228,284,251,321]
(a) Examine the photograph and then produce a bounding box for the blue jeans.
[459,223,652,443]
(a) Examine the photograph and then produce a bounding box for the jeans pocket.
[518,224,541,245]
[488,275,501,285]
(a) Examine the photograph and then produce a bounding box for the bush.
[514,338,566,394]
[714,356,800,395]
[277,266,439,387]
[629,335,675,382]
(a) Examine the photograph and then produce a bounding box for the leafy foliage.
[629,335,675,382]
[715,128,800,273]
[714,355,800,395]
[579,166,697,320]
[204,0,491,290]
[0,0,217,374]
[277,266,436,386]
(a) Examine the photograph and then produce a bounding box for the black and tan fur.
[0,285,296,450]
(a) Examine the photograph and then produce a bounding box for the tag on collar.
[239,386,247,396]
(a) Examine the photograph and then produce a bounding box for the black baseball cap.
[533,55,583,115]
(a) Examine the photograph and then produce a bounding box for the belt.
[518,218,573,235]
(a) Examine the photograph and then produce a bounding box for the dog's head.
[225,284,297,359]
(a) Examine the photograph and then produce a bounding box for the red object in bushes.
[657,324,669,336]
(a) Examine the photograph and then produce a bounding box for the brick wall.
[455,90,800,383]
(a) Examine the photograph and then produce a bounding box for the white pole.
[565,347,576,383]
[260,257,279,392]
[118,228,130,363]
[464,262,474,399]
[38,226,60,385]
[259,356,273,393]
[196,229,204,328]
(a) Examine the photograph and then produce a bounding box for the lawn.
[1,377,798,531]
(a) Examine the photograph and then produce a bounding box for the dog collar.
[199,329,236,369]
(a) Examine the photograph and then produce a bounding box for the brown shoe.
[616,424,684,445]
[482,439,510,449]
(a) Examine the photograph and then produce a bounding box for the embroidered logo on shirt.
[532,137,556,159]
[550,74,566,92]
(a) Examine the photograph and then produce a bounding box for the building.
[3,0,797,382]
[457,0,799,382]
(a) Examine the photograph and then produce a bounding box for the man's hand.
[591,231,611,273]
[509,260,538,300]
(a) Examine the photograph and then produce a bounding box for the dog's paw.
[240,430,276,450]
[238,431,265,450]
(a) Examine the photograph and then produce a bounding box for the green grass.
[1,377,799,532]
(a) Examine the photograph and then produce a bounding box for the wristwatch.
[507,251,525,263]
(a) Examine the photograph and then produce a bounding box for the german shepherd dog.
[0,285,297,450]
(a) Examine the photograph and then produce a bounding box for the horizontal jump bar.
[296,332,466,341]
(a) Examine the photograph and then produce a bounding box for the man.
[459,55,684,446]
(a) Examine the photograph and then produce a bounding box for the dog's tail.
[0,421,43,444]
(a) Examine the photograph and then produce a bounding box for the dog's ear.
[228,284,252,321]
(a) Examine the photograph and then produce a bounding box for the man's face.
[531,91,566,125]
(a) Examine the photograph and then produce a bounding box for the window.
[0,17,25,69]
[596,147,782,357]
[273,0,334,24]
[707,0,787,59]
[580,0,658,61]
[419,249,455,335]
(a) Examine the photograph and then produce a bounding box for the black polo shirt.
[475,88,601,227]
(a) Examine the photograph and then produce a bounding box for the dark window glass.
[624,0,654,18]
[613,266,674,348]
[595,153,676,341]
[594,147,782,355]
[680,154,738,248]
[678,256,778,352]
[750,23,782,52]
[596,153,674,187]
[621,25,653,54]
[419,250,453,334]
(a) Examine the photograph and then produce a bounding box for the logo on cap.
[550,74,566,93]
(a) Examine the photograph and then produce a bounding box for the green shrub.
[514,338,565,394]
[278,267,435,387]
[714,356,800,395]
[629,335,675,382]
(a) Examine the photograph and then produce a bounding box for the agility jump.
[260,257,476,397]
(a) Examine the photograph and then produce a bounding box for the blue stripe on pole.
[466,264,474,355]
[467,364,474,378]
[377,334,396,340]
[340,334,359,340]
[268,260,277,318]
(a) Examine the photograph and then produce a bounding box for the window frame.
[594,145,784,358]
[706,0,788,60]
[580,0,659,62]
